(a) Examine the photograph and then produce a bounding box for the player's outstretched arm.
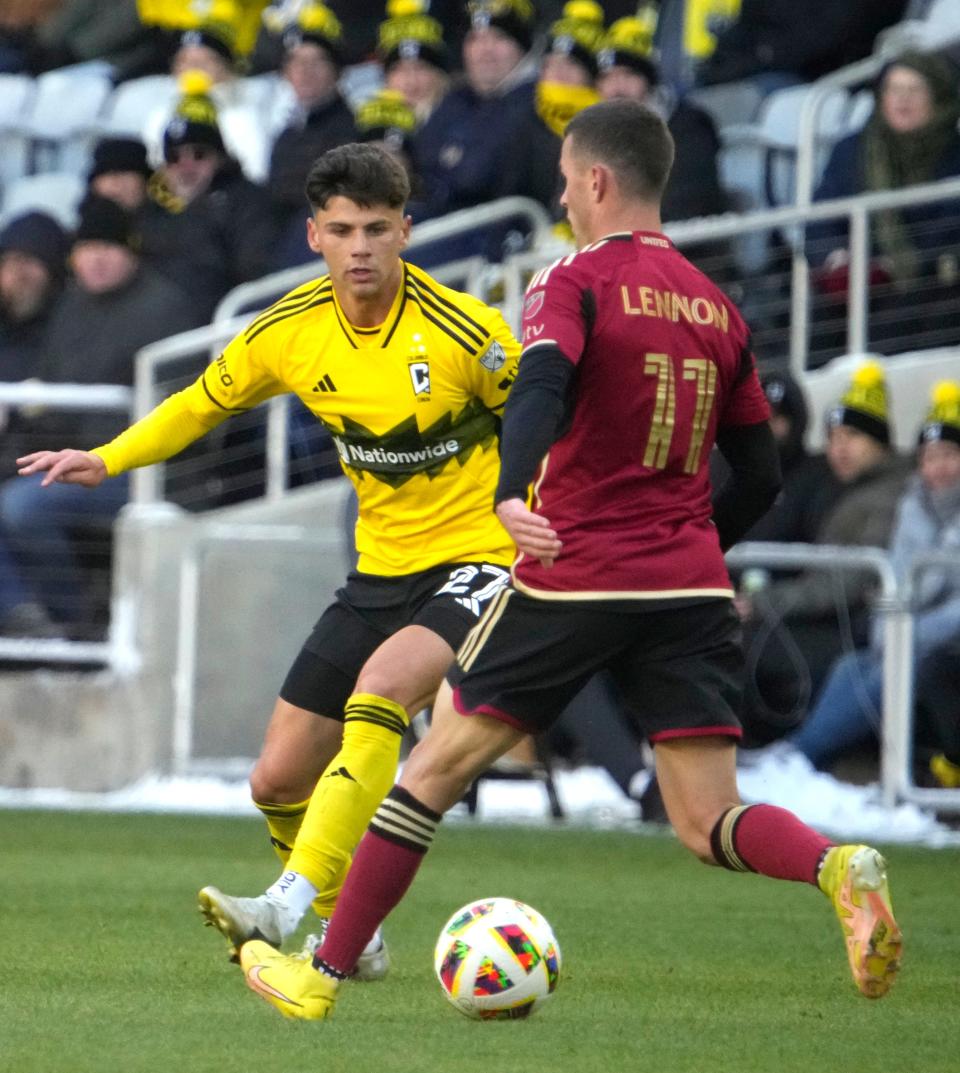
[495,497,562,568]
[16,449,108,488]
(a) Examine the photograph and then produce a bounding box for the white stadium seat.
[0,73,36,186]
[97,75,178,138]
[0,170,86,230]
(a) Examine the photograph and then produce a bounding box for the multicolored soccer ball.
[433,897,561,1020]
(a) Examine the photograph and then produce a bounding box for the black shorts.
[448,590,744,742]
[280,562,510,719]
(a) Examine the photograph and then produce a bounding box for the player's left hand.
[495,498,562,568]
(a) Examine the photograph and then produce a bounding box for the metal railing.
[728,542,960,814]
[726,542,910,809]
[895,551,960,813]
[160,530,960,809]
[0,380,134,665]
[496,176,960,374]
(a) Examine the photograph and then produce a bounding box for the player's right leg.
[622,600,900,998]
[654,737,902,998]
[241,679,523,1019]
[199,696,345,960]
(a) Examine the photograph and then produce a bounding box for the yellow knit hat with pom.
[597,7,660,84]
[163,70,225,162]
[919,380,960,447]
[355,88,418,153]
[546,1,606,76]
[826,360,891,445]
[379,0,449,71]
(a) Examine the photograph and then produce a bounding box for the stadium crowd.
[1,0,960,795]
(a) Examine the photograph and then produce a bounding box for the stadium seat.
[0,170,85,230]
[0,73,35,186]
[338,60,385,109]
[97,75,178,138]
[0,72,35,127]
[720,84,850,210]
[244,71,299,138]
[840,89,874,137]
[16,69,113,174]
[24,69,112,138]
[686,79,765,131]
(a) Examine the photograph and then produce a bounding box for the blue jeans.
[791,650,883,768]
[0,473,129,622]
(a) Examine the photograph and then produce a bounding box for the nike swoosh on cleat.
[246,965,303,1008]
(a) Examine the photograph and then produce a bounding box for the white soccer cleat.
[198,886,285,962]
[354,927,390,982]
[294,925,390,981]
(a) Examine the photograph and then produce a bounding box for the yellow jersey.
[94,261,520,575]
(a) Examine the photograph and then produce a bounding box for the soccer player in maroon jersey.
[239,100,903,1019]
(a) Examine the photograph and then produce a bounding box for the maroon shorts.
[448,589,743,742]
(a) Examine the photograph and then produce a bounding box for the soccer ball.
[433,897,561,1020]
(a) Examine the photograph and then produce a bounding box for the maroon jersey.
[515,231,769,598]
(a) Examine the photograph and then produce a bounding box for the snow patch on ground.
[0,758,957,846]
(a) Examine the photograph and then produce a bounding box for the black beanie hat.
[282,2,344,67]
[468,0,536,53]
[762,372,809,441]
[89,137,151,181]
[178,25,236,67]
[0,210,69,278]
[74,195,141,252]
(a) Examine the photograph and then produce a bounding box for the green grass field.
[2,810,958,1073]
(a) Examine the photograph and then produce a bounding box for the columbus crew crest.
[409,361,431,397]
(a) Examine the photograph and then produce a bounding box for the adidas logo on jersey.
[312,374,337,393]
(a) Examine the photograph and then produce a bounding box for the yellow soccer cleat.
[818,844,902,998]
[240,940,340,1020]
[930,753,960,789]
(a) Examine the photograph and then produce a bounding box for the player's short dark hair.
[305,143,410,211]
[565,100,675,203]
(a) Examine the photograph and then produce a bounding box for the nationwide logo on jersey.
[328,399,499,487]
[478,340,506,372]
[523,289,545,319]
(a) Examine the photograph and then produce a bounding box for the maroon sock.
[710,804,834,886]
[315,785,440,976]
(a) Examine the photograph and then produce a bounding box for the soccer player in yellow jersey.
[17,143,521,977]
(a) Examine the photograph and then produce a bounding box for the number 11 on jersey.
[642,352,717,474]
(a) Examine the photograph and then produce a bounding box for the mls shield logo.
[479,340,506,372]
[524,289,545,319]
[409,361,431,398]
